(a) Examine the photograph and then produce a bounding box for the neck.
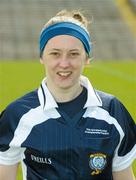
[46,81,83,103]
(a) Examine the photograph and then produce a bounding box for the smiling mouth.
[57,71,72,77]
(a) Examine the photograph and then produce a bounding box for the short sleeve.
[110,98,136,171]
[0,107,25,165]
[0,147,25,165]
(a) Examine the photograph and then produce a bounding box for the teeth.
[58,72,71,76]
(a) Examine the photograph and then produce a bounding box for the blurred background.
[0,0,136,60]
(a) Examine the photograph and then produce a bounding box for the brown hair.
[42,9,90,34]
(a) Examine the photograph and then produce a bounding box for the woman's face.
[40,35,89,90]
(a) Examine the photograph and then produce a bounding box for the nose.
[59,55,70,68]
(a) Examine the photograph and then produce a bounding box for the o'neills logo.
[31,154,52,164]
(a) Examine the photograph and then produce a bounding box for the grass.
[0,60,136,179]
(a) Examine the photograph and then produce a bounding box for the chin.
[58,85,72,90]
[57,82,73,90]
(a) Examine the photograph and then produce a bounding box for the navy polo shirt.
[0,76,136,180]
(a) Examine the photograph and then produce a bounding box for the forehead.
[45,35,84,50]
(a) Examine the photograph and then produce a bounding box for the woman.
[0,10,136,180]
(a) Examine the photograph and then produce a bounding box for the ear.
[85,58,90,65]
[40,58,44,64]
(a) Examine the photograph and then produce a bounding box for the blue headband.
[40,22,91,57]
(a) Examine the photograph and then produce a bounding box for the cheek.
[45,58,58,68]
[45,62,59,76]
[72,59,84,69]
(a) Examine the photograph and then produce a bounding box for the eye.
[49,52,60,57]
[70,52,80,57]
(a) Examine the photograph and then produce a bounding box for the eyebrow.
[69,49,80,52]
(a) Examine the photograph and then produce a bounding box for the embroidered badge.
[89,153,107,175]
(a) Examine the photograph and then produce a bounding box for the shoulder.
[96,89,128,112]
[0,90,40,124]
[96,90,116,111]
[96,90,135,129]
[96,89,128,113]
[96,90,132,120]
[8,89,39,109]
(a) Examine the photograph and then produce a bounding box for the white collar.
[38,75,102,111]
[80,76,102,108]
